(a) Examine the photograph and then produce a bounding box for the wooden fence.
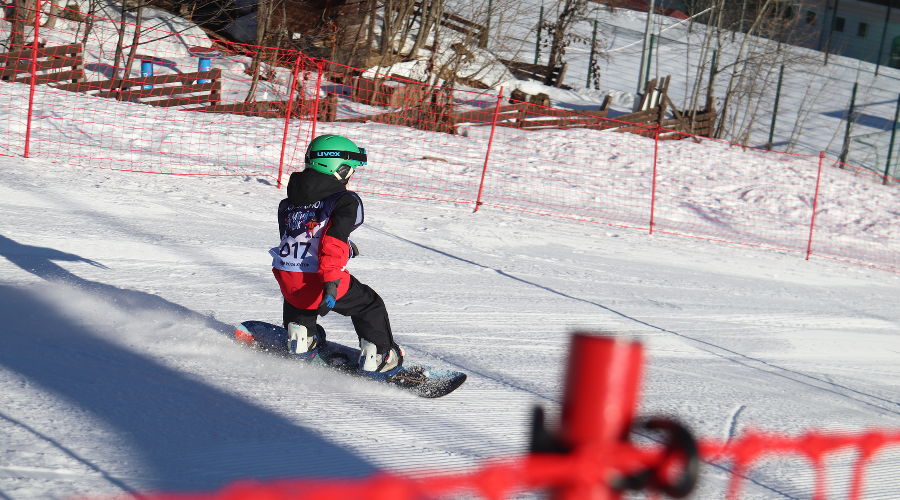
[449,76,715,139]
[2,45,715,140]
[57,70,222,108]
[452,99,610,130]
[409,1,488,48]
[0,43,84,86]
[499,59,568,88]
[606,77,716,139]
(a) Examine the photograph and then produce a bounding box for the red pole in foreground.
[555,333,644,500]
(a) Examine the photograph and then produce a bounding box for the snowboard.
[234,321,467,398]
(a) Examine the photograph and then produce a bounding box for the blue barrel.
[198,57,211,84]
[140,60,154,89]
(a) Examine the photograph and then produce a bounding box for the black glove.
[317,280,339,316]
[349,240,360,258]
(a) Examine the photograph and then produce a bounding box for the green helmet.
[304,134,367,183]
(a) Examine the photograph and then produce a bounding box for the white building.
[801,0,900,68]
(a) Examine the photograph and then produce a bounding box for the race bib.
[270,201,327,272]
[270,192,363,273]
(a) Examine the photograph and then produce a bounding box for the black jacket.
[285,169,360,242]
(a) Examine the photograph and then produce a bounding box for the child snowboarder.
[270,134,404,376]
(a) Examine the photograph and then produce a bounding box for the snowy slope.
[1,147,899,499]
[0,4,899,499]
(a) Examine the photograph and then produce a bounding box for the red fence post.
[474,87,504,213]
[23,0,42,158]
[649,124,661,234]
[309,60,325,141]
[806,152,825,261]
[554,333,644,500]
[276,53,303,188]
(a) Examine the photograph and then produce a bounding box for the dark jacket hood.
[286,169,346,206]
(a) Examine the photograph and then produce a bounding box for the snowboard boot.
[358,339,404,379]
[288,323,324,359]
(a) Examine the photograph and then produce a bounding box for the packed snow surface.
[0,147,899,499]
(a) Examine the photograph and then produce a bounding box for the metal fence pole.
[643,34,655,90]
[636,0,657,98]
[277,54,303,188]
[884,94,899,185]
[474,87,504,212]
[806,152,825,261]
[839,81,858,165]
[766,65,784,150]
[875,4,892,76]
[309,60,325,141]
[24,0,42,158]
[486,0,492,39]
[649,124,661,234]
[534,4,543,65]
[586,19,597,88]
[823,0,841,66]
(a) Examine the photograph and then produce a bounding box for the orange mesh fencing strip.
[131,430,900,500]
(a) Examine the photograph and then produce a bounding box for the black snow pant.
[283,275,395,354]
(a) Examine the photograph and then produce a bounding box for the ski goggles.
[305,149,368,165]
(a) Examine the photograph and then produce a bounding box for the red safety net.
[129,330,899,500]
[0,4,316,177]
[1,3,898,277]
[135,430,900,500]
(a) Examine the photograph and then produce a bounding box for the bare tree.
[7,0,39,49]
[77,0,103,48]
[245,0,275,102]
[118,0,148,99]
[543,0,590,76]
[406,0,443,61]
[672,0,820,141]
